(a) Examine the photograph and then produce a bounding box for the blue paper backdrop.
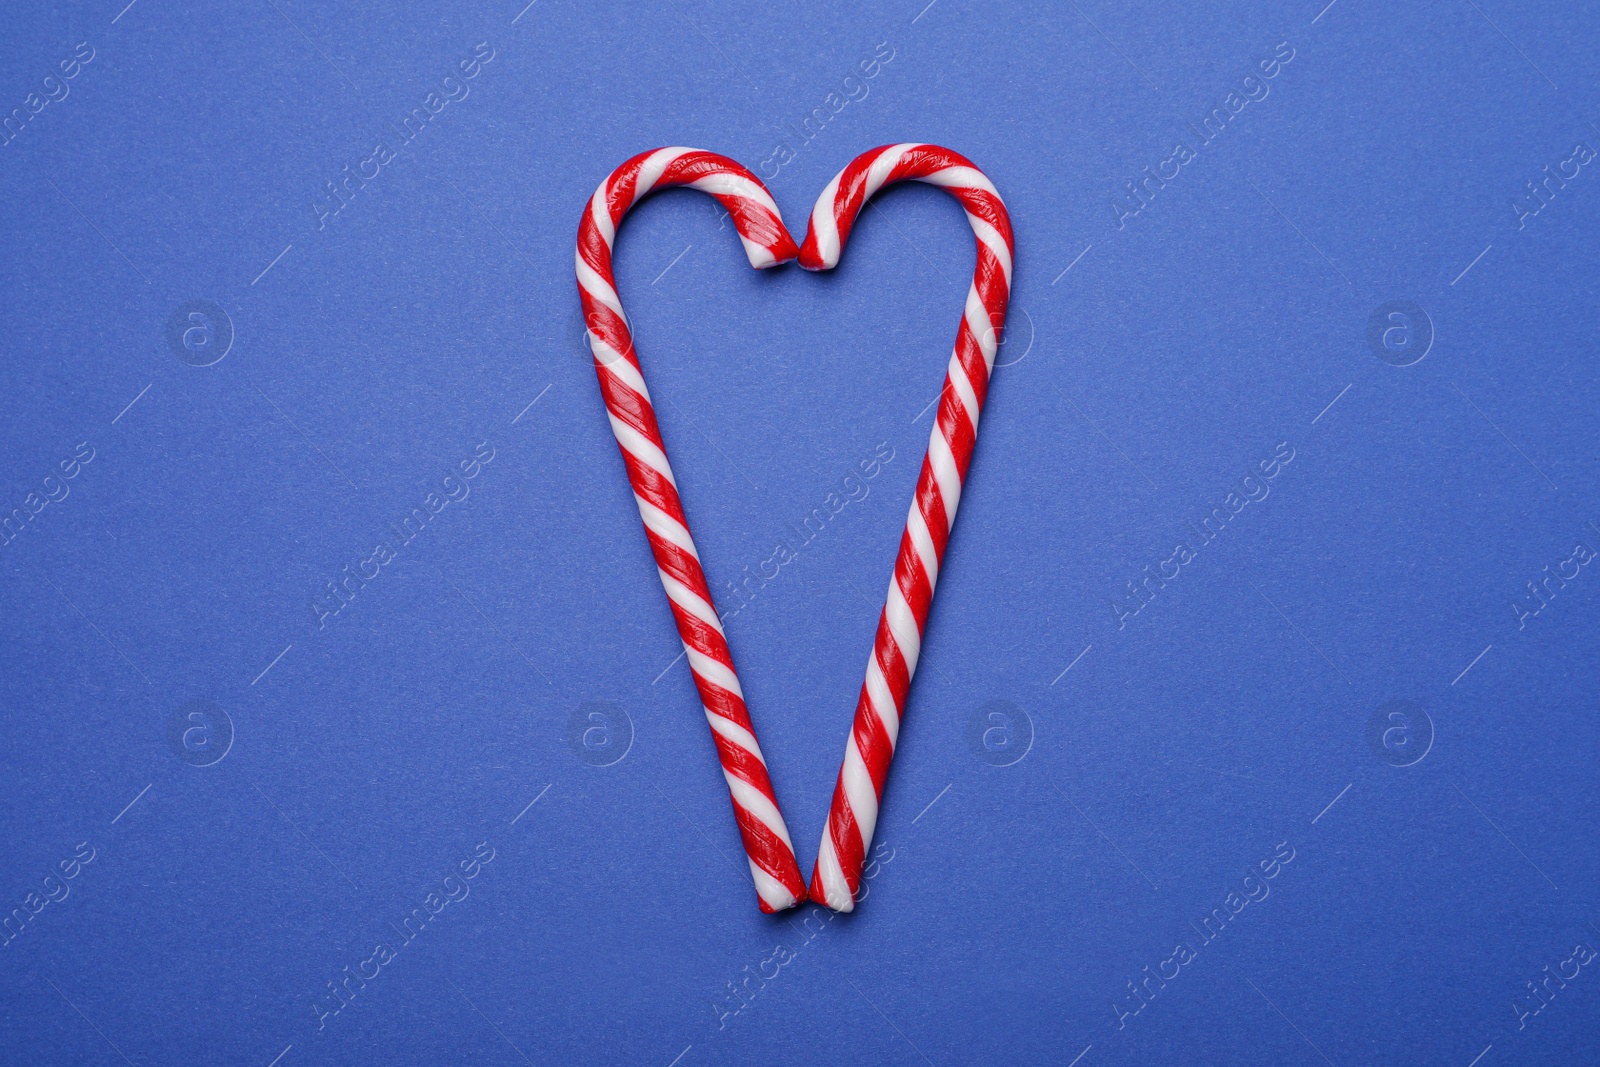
[1,1,1597,1064]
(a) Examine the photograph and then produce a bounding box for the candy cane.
[800,144,1014,911]
[576,148,809,913]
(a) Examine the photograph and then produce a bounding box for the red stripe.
[954,326,990,409]
[852,687,895,795]
[822,780,867,897]
[584,305,636,365]
[873,617,913,714]
[916,464,952,560]
[895,529,936,632]
[939,382,979,476]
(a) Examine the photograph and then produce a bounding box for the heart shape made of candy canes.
[576,144,1013,913]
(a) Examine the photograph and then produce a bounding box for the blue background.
[2,0,1597,1064]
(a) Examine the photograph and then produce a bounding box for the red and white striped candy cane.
[800,144,1014,911]
[576,147,809,913]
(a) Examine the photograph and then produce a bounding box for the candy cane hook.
[800,144,1014,911]
[576,148,809,913]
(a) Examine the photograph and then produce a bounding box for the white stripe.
[739,235,778,269]
[706,713,767,771]
[964,285,997,366]
[575,254,625,320]
[925,427,963,529]
[864,654,901,746]
[946,352,981,433]
[808,171,845,268]
[659,570,723,632]
[722,770,794,851]
[919,164,1001,198]
[634,496,698,559]
[687,646,744,699]
[742,182,783,219]
[905,505,941,589]
[600,351,650,399]
[814,829,854,911]
[863,143,918,198]
[607,413,676,486]
[589,335,634,369]
[687,172,777,215]
[883,580,922,676]
[968,213,1013,286]
[635,147,688,198]
[749,861,795,911]
[840,738,880,854]
[588,186,615,248]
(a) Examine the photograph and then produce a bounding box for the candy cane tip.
[815,891,854,913]
[758,893,800,915]
[807,873,854,912]
[738,234,800,271]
